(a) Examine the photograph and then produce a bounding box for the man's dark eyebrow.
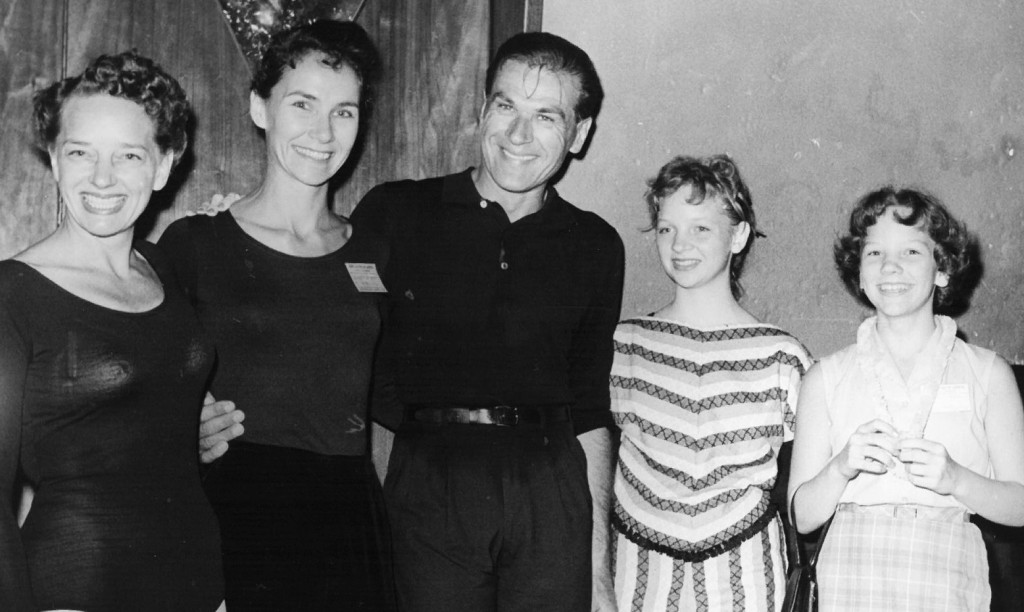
[535,105,568,120]
[62,139,149,150]
[487,92,568,120]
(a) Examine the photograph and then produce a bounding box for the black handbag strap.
[790,504,835,568]
[807,514,834,567]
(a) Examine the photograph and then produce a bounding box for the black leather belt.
[407,405,570,427]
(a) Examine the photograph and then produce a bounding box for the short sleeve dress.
[611,317,811,612]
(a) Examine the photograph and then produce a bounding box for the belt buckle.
[494,405,519,426]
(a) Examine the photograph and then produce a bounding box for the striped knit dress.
[610,317,811,612]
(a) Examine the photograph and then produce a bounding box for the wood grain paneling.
[62,0,264,240]
[335,0,489,215]
[1,0,502,249]
[0,0,263,254]
[490,0,543,58]
[0,0,65,258]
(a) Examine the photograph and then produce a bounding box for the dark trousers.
[203,441,396,611]
[385,421,593,612]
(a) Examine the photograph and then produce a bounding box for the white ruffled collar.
[855,314,957,434]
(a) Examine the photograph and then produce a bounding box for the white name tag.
[345,263,387,293]
[932,383,971,413]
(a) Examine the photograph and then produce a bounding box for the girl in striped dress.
[788,188,1024,611]
[611,155,812,611]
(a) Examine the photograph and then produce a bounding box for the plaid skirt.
[817,504,989,612]
[613,515,787,612]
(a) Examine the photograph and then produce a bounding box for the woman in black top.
[159,20,393,611]
[0,52,224,611]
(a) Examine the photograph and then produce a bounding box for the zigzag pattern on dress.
[620,443,775,497]
[614,342,809,379]
[612,317,810,609]
[614,497,773,558]
[611,377,788,416]
[617,412,783,451]
[631,545,649,612]
[667,558,685,612]
[622,317,795,343]
[728,546,745,610]
[693,555,709,612]
[618,461,751,514]
[761,527,777,609]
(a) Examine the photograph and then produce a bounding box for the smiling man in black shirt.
[196,31,624,612]
[351,32,624,612]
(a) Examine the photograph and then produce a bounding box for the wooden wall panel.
[334,0,489,215]
[0,0,262,254]
[490,0,543,58]
[0,0,64,258]
[63,0,263,240]
[0,0,501,248]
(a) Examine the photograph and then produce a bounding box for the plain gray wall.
[545,1,1024,362]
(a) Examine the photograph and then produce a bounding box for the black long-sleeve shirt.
[351,169,624,435]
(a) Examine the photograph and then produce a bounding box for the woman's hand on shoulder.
[185,193,241,217]
[834,419,899,480]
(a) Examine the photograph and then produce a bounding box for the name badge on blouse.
[345,263,387,293]
[931,383,971,413]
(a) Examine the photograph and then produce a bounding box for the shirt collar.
[441,167,576,228]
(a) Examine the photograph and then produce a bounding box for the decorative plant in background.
[218,0,368,69]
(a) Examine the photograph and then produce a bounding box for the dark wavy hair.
[251,20,380,124]
[33,51,192,166]
[834,187,976,313]
[644,154,760,299]
[486,32,603,122]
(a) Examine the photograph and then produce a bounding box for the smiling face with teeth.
[473,60,593,207]
[50,94,173,240]
[655,184,750,296]
[250,53,361,189]
[859,207,949,323]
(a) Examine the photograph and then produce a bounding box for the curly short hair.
[644,154,760,299]
[834,187,975,313]
[33,51,192,166]
[251,20,380,123]
[486,32,603,122]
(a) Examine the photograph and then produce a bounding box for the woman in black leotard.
[0,52,224,610]
[159,21,394,611]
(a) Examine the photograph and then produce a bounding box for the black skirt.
[202,441,396,611]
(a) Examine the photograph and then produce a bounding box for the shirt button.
[500,262,509,270]
[479,200,487,209]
